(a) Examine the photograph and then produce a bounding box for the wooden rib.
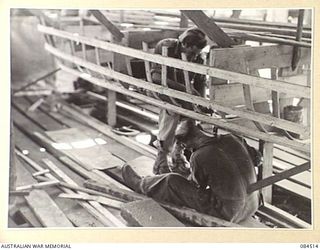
[142,42,162,101]
[45,44,310,137]
[59,64,310,153]
[38,25,310,98]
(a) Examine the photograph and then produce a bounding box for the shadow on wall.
[10,14,55,88]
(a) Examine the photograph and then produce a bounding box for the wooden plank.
[16,179,60,191]
[261,203,310,228]
[38,26,311,98]
[276,179,311,200]
[120,198,185,227]
[12,97,64,131]
[59,103,157,158]
[208,16,311,30]
[213,83,270,107]
[211,45,310,71]
[41,158,126,227]
[255,209,294,228]
[15,139,118,227]
[232,32,310,48]
[262,142,274,203]
[107,90,117,127]
[90,10,124,42]
[273,159,311,188]
[45,128,124,170]
[57,203,104,227]
[25,189,73,227]
[180,10,233,47]
[36,100,141,162]
[60,65,310,153]
[58,193,123,209]
[18,206,43,228]
[271,68,280,118]
[291,10,305,71]
[216,22,311,39]
[248,162,310,193]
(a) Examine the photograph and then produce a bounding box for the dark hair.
[175,119,196,143]
[179,27,207,49]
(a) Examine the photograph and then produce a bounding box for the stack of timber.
[9,94,310,228]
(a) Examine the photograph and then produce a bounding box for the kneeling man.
[122,120,261,223]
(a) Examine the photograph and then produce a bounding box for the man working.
[122,119,261,223]
[150,27,208,175]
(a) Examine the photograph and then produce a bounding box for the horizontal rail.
[45,43,310,137]
[38,25,311,98]
[58,63,310,153]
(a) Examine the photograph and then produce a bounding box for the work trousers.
[157,109,180,152]
[137,172,260,223]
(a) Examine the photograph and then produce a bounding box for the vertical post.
[209,50,228,118]
[262,141,274,203]
[142,42,161,100]
[106,36,119,128]
[107,90,117,127]
[271,68,280,118]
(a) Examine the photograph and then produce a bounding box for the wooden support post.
[208,50,228,118]
[162,47,180,106]
[271,68,280,118]
[142,42,161,100]
[107,90,117,127]
[291,9,305,71]
[181,10,233,48]
[262,141,274,203]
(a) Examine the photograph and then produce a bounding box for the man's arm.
[152,71,200,95]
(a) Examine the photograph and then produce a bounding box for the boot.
[121,164,143,193]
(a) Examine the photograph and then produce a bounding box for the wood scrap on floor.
[25,189,74,227]
[45,127,124,170]
[120,198,185,227]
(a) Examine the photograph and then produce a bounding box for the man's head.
[178,27,207,61]
[175,119,199,149]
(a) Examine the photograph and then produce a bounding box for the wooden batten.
[38,25,310,98]
[59,64,310,153]
[46,45,310,138]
